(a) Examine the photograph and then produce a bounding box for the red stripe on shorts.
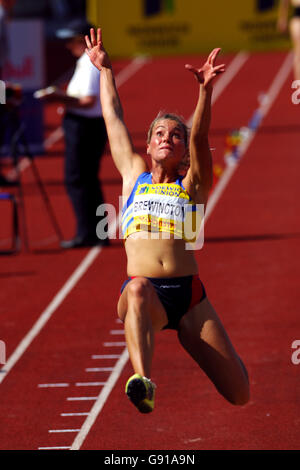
[189,275,205,310]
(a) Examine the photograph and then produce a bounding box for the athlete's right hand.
[85,28,112,71]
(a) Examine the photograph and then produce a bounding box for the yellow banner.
[87,0,291,57]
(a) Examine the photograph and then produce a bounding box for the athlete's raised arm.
[183,48,225,205]
[277,0,290,33]
[85,28,147,184]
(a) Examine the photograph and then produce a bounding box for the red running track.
[0,51,299,451]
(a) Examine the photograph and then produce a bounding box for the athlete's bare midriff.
[125,234,199,278]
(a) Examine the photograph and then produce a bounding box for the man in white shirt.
[43,19,108,248]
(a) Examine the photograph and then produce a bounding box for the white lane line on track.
[38,383,69,388]
[91,354,121,359]
[0,52,143,385]
[38,382,106,388]
[44,126,64,149]
[70,347,129,450]
[75,382,106,387]
[115,56,150,88]
[67,397,98,401]
[39,446,70,450]
[49,429,80,433]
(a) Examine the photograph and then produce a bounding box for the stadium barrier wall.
[87,0,291,58]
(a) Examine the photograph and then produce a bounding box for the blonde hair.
[147,112,189,147]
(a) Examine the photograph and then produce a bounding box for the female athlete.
[85,28,250,413]
[278,0,300,80]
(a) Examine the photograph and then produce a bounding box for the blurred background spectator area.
[12,0,87,83]
[12,0,86,24]
[6,0,292,85]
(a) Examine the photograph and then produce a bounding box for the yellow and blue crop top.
[121,172,203,242]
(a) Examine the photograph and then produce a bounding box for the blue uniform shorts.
[120,275,206,330]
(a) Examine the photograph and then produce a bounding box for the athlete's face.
[147,119,187,164]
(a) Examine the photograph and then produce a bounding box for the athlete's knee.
[127,277,153,303]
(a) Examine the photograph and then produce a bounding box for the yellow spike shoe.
[125,373,156,413]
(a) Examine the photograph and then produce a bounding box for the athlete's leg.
[118,277,168,378]
[177,298,249,405]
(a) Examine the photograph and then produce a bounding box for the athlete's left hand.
[185,48,225,88]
